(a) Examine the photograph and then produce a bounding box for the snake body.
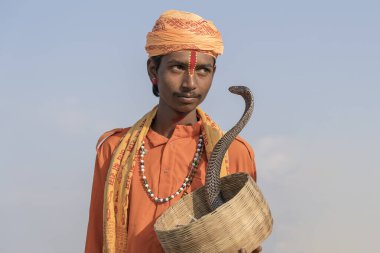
[205,86,254,211]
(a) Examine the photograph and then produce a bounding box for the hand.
[238,246,262,253]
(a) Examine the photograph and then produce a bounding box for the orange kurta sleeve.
[228,136,257,182]
[85,129,126,253]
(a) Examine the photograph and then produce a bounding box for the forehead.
[162,51,215,65]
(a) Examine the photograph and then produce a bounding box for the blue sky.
[1,1,379,252]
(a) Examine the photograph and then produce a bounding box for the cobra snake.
[205,86,254,211]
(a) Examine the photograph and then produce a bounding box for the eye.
[170,64,185,72]
[196,67,212,76]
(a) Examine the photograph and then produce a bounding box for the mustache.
[174,92,201,98]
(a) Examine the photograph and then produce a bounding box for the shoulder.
[227,135,256,180]
[96,127,131,154]
[228,135,255,161]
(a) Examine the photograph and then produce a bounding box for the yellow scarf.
[103,106,229,253]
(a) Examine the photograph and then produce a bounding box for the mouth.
[175,93,200,103]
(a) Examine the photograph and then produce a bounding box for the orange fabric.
[103,108,157,253]
[145,10,224,57]
[103,107,230,253]
[85,123,256,253]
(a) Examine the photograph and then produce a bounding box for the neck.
[151,105,198,138]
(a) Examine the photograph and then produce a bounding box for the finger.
[238,249,247,253]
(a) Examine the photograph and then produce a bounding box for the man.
[85,10,261,253]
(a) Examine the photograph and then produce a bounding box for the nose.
[181,72,196,91]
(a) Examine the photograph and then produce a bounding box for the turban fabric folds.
[145,10,224,57]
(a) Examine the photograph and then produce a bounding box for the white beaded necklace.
[139,136,204,203]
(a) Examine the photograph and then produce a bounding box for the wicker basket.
[154,173,273,253]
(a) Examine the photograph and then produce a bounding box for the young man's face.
[149,51,216,114]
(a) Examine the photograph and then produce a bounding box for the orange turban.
[145,10,224,57]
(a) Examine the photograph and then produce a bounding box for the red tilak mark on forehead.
[188,50,197,76]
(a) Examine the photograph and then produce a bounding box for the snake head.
[228,86,252,97]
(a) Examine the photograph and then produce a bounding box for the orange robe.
[85,121,257,253]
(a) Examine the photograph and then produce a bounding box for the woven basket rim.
[154,172,252,232]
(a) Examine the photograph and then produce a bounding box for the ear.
[212,64,217,77]
[147,58,158,83]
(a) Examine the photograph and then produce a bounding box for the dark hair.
[151,56,162,97]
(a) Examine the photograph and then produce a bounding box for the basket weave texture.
[154,173,273,253]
